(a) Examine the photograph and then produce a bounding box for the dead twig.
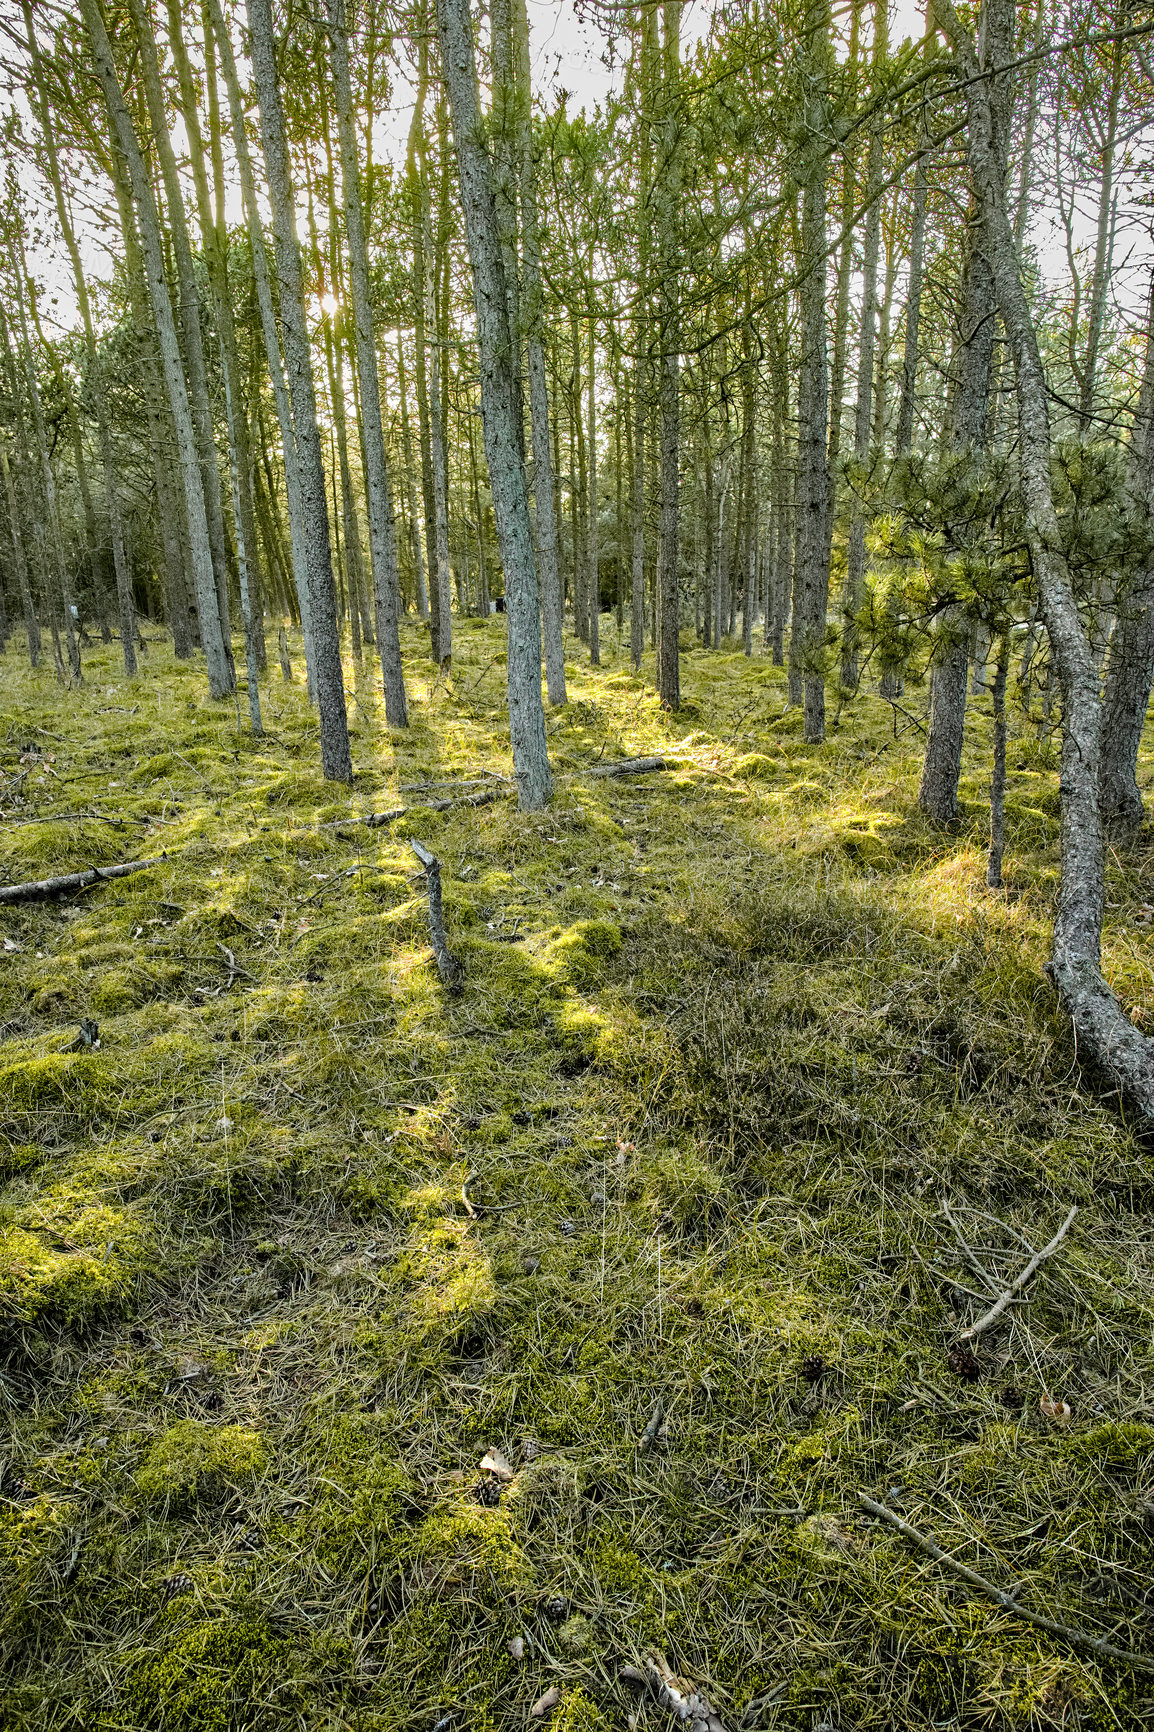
[0,855,164,905]
[858,1493,1154,1672]
[958,1205,1077,1343]
[411,840,463,991]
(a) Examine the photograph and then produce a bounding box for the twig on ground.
[858,1493,1154,1672]
[941,1198,1000,1294]
[411,840,463,991]
[299,864,371,905]
[460,1171,519,1218]
[958,1205,1077,1342]
[0,855,164,905]
[0,809,137,827]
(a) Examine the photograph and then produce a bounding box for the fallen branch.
[323,787,507,832]
[583,756,669,779]
[858,1493,1154,1672]
[0,855,164,906]
[411,840,463,991]
[958,1205,1077,1343]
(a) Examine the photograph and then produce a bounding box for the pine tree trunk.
[795,1,832,743]
[207,0,317,697]
[511,0,564,701]
[127,0,234,679]
[655,1,681,711]
[1100,272,1154,837]
[0,446,39,666]
[436,0,551,809]
[939,0,1154,1122]
[83,0,232,697]
[396,334,430,619]
[841,33,883,693]
[328,0,408,724]
[247,0,352,780]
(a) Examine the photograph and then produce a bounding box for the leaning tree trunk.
[328,0,408,726]
[82,0,233,698]
[938,0,1154,1122]
[127,0,235,679]
[247,0,352,781]
[436,0,551,809]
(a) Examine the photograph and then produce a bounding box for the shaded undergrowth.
[1,621,1152,1730]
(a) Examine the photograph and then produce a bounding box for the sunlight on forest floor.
[2,621,1154,1731]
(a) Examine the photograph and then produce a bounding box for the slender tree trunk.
[655,0,682,711]
[436,0,551,809]
[0,446,39,666]
[84,0,229,699]
[796,0,833,743]
[247,0,351,780]
[207,0,316,698]
[328,0,408,724]
[1079,32,1123,429]
[841,29,883,692]
[939,0,1154,1122]
[1100,272,1154,836]
[987,633,1008,887]
[396,334,429,619]
[587,310,600,666]
[127,0,234,676]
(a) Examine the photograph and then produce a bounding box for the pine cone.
[801,1354,827,1384]
[947,1345,981,1382]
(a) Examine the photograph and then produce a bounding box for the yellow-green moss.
[135,1421,266,1508]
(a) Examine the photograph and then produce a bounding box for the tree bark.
[436,0,552,809]
[655,0,682,711]
[207,0,317,698]
[1100,271,1154,837]
[328,0,408,725]
[937,0,1154,1123]
[247,0,352,780]
[82,0,232,697]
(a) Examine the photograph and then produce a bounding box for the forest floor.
[2,618,1154,1732]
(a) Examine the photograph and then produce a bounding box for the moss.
[545,918,623,987]
[553,1688,612,1732]
[135,1421,266,1509]
[121,1617,291,1732]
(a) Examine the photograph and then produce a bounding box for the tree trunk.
[127,0,234,677]
[655,0,681,711]
[841,22,884,693]
[795,1,833,743]
[1100,272,1154,837]
[207,0,317,698]
[396,334,430,619]
[247,0,352,780]
[938,0,1154,1123]
[0,446,39,666]
[83,0,231,698]
[587,310,601,665]
[328,0,408,724]
[436,0,551,809]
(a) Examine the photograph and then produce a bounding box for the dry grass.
[0,618,1152,1731]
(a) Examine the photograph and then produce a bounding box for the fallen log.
[0,854,164,905]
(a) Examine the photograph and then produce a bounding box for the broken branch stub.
[411,840,463,991]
